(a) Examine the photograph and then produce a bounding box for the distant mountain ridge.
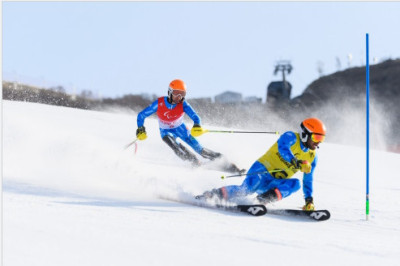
[288,59,400,151]
[292,59,400,107]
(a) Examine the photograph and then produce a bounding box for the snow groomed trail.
[3,100,400,266]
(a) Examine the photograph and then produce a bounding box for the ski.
[160,195,266,216]
[195,195,330,220]
[216,204,267,216]
[265,208,330,221]
[161,195,329,220]
[216,205,330,220]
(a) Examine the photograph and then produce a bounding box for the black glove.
[291,158,311,173]
[136,126,146,135]
[193,124,201,128]
[136,126,147,140]
[291,158,301,169]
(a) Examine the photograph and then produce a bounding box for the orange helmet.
[300,118,326,143]
[168,79,187,103]
[169,79,186,92]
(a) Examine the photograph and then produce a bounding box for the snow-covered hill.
[3,100,400,266]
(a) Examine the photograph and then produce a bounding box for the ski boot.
[195,188,226,201]
[256,188,282,204]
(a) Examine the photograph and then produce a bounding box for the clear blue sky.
[2,1,400,101]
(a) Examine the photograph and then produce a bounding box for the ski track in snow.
[3,100,400,266]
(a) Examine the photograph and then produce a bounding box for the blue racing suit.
[137,97,204,154]
[221,131,317,200]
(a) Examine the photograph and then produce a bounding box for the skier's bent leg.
[204,170,261,200]
[274,179,301,198]
[200,148,222,160]
[162,135,199,164]
[180,132,221,160]
[178,143,200,164]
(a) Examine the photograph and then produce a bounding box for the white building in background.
[214,91,242,104]
[243,96,262,103]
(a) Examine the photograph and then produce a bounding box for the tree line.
[2,81,154,112]
[1,81,281,131]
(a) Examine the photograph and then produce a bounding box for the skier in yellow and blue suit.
[198,118,326,211]
[135,79,244,174]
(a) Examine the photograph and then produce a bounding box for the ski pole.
[124,138,138,150]
[221,168,295,180]
[206,129,279,135]
[221,171,268,179]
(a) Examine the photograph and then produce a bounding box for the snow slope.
[2,100,400,266]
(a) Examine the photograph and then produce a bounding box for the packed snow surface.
[3,100,400,266]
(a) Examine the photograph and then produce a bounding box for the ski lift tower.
[266,60,293,107]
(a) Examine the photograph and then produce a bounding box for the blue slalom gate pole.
[366,33,370,221]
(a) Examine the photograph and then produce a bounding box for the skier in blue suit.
[198,118,326,211]
[136,79,244,174]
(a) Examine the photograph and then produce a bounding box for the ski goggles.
[311,133,325,143]
[171,89,186,99]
